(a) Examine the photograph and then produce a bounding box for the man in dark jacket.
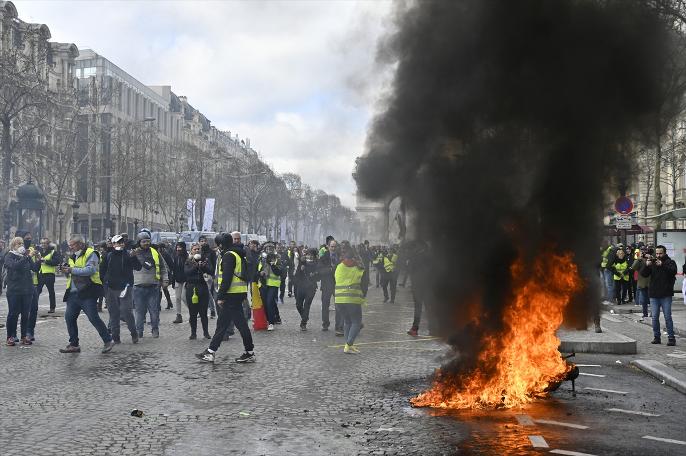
[37,237,62,313]
[319,239,341,333]
[158,242,174,310]
[171,241,188,324]
[100,235,139,344]
[640,245,677,346]
[196,233,255,363]
[199,235,217,318]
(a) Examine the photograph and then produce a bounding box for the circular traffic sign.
[614,196,634,215]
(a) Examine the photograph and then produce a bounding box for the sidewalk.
[602,298,686,336]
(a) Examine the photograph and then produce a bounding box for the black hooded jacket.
[216,245,247,301]
[641,254,678,298]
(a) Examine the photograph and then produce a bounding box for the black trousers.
[279,278,287,301]
[295,285,316,324]
[186,282,209,336]
[37,274,56,310]
[411,287,424,330]
[210,293,253,353]
[381,271,398,302]
[287,269,295,295]
[161,286,173,308]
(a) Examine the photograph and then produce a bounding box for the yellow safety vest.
[142,247,162,281]
[334,263,365,305]
[28,246,38,285]
[612,260,630,281]
[66,247,102,289]
[40,250,56,275]
[384,254,397,273]
[258,261,281,287]
[600,246,613,268]
[217,251,248,294]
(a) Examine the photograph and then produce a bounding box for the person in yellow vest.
[381,246,399,303]
[334,247,369,354]
[258,242,283,330]
[197,233,255,363]
[600,242,615,304]
[37,237,62,314]
[610,247,630,305]
[372,247,384,288]
[130,231,168,338]
[58,234,114,353]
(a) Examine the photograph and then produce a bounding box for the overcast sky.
[15,0,394,207]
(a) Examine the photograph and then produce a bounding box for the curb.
[558,328,637,355]
[634,317,685,337]
[631,359,686,395]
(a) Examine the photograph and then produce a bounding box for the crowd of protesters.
[1,229,431,361]
[600,241,677,346]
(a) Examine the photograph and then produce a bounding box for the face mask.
[23,239,31,249]
[16,246,26,255]
[114,246,124,251]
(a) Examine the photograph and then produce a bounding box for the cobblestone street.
[2,279,685,455]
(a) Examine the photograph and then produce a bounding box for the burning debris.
[355,0,684,409]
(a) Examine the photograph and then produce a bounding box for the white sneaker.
[267,324,274,331]
[602,300,612,305]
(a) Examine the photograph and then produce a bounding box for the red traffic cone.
[251,283,268,331]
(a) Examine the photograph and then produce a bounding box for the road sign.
[614,196,634,215]
[616,215,632,229]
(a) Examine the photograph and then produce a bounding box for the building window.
[82,67,96,78]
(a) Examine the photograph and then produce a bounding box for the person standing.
[287,240,297,298]
[4,237,39,346]
[319,239,341,333]
[295,248,319,331]
[277,243,289,303]
[171,241,188,324]
[58,234,114,353]
[15,230,40,340]
[600,242,615,304]
[632,247,651,319]
[131,231,168,338]
[610,248,630,305]
[381,246,399,304]
[198,235,217,318]
[158,242,175,310]
[258,242,282,331]
[37,237,61,314]
[184,243,213,340]
[334,247,368,354]
[100,235,138,344]
[196,233,255,363]
[407,241,430,336]
[0,238,6,295]
[641,245,677,346]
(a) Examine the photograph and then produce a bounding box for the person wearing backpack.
[196,233,254,363]
[100,235,139,344]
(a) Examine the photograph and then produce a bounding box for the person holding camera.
[258,242,282,331]
[4,236,39,346]
[100,235,139,344]
[184,243,213,340]
[198,235,217,318]
[640,245,677,346]
[36,237,61,314]
[196,233,255,363]
[295,248,320,331]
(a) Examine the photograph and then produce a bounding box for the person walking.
[158,242,175,310]
[198,235,217,318]
[381,246,399,303]
[131,231,168,338]
[59,234,114,353]
[641,245,677,346]
[37,237,61,314]
[4,236,39,346]
[319,239,341,333]
[196,233,255,363]
[407,241,430,336]
[184,243,213,340]
[295,248,319,331]
[100,235,138,344]
[287,240,297,298]
[171,241,188,324]
[0,238,6,295]
[277,243,289,303]
[334,247,368,354]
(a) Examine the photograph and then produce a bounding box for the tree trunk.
[1,120,13,236]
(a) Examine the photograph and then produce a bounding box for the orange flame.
[411,252,581,409]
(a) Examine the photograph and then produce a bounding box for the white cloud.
[15,0,393,207]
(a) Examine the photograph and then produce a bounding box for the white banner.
[202,198,215,231]
[187,199,197,231]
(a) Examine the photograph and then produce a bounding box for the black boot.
[173,314,183,324]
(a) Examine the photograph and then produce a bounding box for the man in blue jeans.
[59,234,115,354]
[640,245,677,346]
[131,231,169,338]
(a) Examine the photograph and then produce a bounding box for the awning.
[604,224,653,235]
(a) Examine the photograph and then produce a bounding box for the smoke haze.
[355,0,682,373]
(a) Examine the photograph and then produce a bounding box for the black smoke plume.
[355,1,683,374]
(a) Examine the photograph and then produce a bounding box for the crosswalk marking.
[574,364,601,367]
[578,373,605,378]
[534,419,588,430]
[529,436,549,448]
[642,435,686,445]
[515,414,534,426]
[549,450,598,456]
[583,387,628,395]
[606,408,660,417]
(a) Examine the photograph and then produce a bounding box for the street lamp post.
[134,218,139,234]
[71,202,79,237]
[178,214,184,233]
[57,209,64,243]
